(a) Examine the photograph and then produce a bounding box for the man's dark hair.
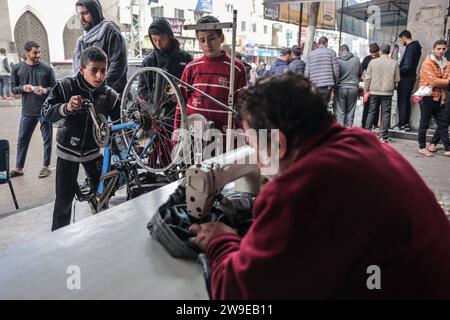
[339,44,350,52]
[369,42,380,53]
[235,72,332,152]
[24,41,40,52]
[291,45,302,57]
[80,46,107,68]
[0,48,5,54]
[281,47,291,56]
[398,30,412,39]
[433,39,448,48]
[380,44,391,55]
[318,36,328,45]
[196,15,223,37]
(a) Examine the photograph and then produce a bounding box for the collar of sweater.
[430,54,448,71]
[203,51,228,63]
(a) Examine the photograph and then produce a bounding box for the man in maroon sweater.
[174,16,247,134]
[189,72,450,299]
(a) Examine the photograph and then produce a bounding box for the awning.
[336,0,409,27]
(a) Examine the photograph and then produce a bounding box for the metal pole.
[299,3,303,45]
[226,10,237,153]
[338,0,344,49]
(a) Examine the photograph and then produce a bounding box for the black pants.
[397,77,416,127]
[317,86,333,105]
[51,156,103,231]
[366,95,392,139]
[430,91,450,146]
[361,99,379,129]
[419,98,450,151]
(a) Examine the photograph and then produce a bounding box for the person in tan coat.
[417,40,450,157]
[364,44,400,142]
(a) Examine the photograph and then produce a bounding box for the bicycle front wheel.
[120,67,189,176]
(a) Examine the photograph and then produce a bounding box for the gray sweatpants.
[335,87,359,127]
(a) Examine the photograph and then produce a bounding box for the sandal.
[38,167,51,178]
[10,170,24,178]
[419,149,434,157]
[428,144,437,153]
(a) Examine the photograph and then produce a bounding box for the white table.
[0,182,209,300]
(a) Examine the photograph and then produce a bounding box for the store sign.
[196,0,213,13]
[165,17,185,36]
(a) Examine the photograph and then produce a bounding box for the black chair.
[0,139,19,209]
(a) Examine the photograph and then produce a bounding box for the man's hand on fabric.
[189,222,237,251]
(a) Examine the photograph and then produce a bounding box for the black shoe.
[381,137,391,143]
[402,124,411,132]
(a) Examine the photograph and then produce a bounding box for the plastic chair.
[0,139,19,209]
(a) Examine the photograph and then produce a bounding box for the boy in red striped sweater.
[174,16,247,134]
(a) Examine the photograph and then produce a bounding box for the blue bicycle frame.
[97,122,139,195]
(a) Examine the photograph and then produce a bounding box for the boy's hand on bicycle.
[67,95,82,112]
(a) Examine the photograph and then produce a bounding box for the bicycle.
[74,99,168,214]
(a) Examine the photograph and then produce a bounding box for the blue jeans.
[0,75,11,97]
[16,115,53,168]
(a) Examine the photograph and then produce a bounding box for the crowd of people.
[250,31,450,156]
[2,0,450,299]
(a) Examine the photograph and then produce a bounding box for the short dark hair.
[80,46,107,68]
[0,48,5,54]
[380,44,391,55]
[281,47,291,56]
[235,72,332,152]
[318,36,328,45]
[433,39,448,48]
[196,15,223,37]
[291,45,302,57]
[398,30,412,39]
[369,43,380,53]
[24,41,40,52]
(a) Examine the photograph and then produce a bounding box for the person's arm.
[364,61,372,92]
[331,51,340,86]
[45,67,57,95]
[399,46,412,76]
[10,64,29,95]
[106,29,128,92]
[305,61,310,78]
[394,64,400,88]
[41,81,78,122]
[204,168,365,299]
[299,60,306,75]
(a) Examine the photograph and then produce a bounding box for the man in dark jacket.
[42,46,121,231]
[10,41,56,179]
[336,44,362,127]
[263,47,291,76]
[397,30,422,131]
[288,45,305,75]
[73,0,127,95]
[139,17,192,131]
[361,43,379,128]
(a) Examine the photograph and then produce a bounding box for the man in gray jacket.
[364,44,400,142]
[305,36,339,104]
[336,44,361,127]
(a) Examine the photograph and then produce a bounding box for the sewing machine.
[185,146,261,219]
